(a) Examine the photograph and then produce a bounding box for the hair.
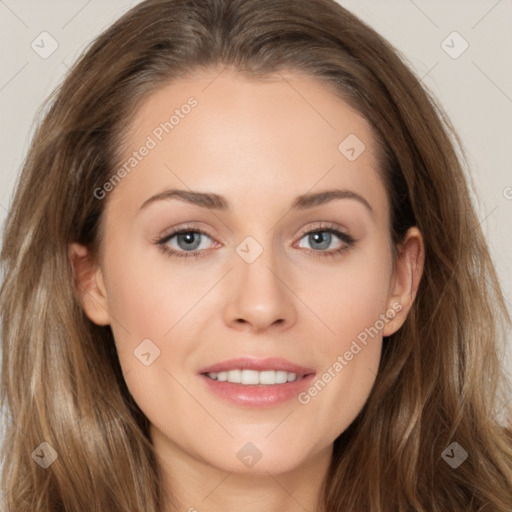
[1,0,511,510]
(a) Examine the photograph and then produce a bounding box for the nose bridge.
[238,233,281,289]
[223,230,296,331]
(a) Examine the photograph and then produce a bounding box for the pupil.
[180,232,197,247]
[312,231,329,248]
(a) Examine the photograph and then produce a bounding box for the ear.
[68,242,111,326]
[382,227,425,337]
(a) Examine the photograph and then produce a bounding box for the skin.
[70,67,424,512]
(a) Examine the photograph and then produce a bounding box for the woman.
[1,0,511,510]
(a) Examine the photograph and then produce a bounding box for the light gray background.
[0,0,511,433]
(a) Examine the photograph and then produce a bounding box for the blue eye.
[158,229,214,258]
[156,224,355,259]
[296,228,354,257]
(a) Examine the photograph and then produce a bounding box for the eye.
[294,224,355,258]
[157,228,216,258]
[155,222,355,259]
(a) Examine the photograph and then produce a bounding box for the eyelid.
[155,221,355,257]
[295,221,352,240]
[155,221,351,242]
[155,222,219,245]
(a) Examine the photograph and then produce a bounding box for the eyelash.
[155,223,356,260]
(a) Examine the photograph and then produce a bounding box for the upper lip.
[198,357,315,376]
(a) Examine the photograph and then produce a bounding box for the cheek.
[297,240,392,437]
[98,243,179,391]
[103,246,185,338]
[102,251,198,432]
[311,237,393,343]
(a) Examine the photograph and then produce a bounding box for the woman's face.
[72,67,422,475]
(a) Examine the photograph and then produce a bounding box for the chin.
[203,443,312,476]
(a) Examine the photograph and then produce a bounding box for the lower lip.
[199,373,316,407]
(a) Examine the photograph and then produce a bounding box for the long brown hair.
[1,0,511,510]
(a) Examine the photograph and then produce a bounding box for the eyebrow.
[139,188,374,216]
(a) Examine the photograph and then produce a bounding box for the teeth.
[206,369,300,385]
[275,371,288,384]
[241,370,260,385]
[227,369,242,383]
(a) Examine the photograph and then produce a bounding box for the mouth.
[203,369,306,385]
[197,357,315,406]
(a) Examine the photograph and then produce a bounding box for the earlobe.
[68,242,111,326]
[382,227,425,337]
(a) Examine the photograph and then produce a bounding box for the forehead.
[105,68,388,223]
[128,67,373,153]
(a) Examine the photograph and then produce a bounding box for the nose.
[222,245,297,333]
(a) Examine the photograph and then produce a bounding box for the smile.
[205,369,302,385]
